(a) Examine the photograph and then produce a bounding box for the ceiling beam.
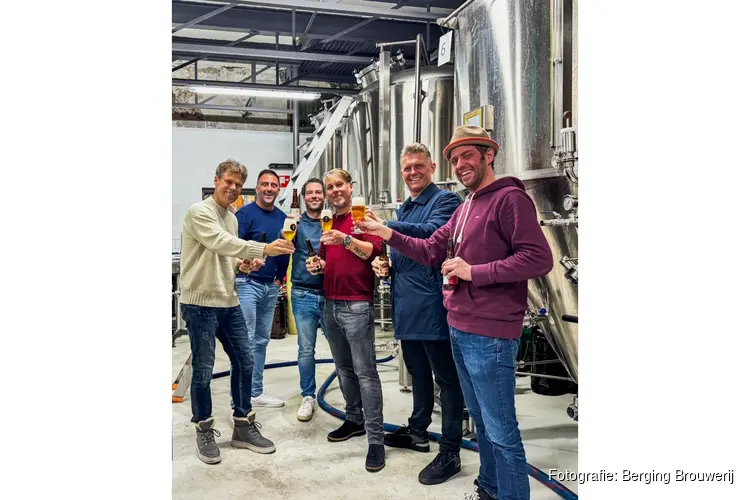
[172,2,239,34]
[173,42,373,64]
[171,1,446,44]
[173,103,294,114]
[195,0,442,22]
[172,78,359,95]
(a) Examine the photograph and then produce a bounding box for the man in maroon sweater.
[305,168,386,473]
[356,126,553,500]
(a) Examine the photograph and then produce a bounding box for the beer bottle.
[378,243,389,278]
[290,189,301,219]
[443,237,458,290]
[306,238,321,274]
[261,232,267,243]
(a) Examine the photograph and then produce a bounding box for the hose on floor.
[212,354,577,499]
[316,369,578,500]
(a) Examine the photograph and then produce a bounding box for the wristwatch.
[343,235,353,248]
[382,220,388,227]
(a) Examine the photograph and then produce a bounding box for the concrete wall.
[172,127,310,250]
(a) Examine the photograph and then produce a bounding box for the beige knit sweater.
[179,196,266,307]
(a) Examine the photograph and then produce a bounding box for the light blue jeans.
[230,277,279,406]
[450,326,530,500]
[290,287,327,397]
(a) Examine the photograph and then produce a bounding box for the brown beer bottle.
[443,237,458,290]
[291,189,301,218]
[306,238,321,274]
[378,243,389,278]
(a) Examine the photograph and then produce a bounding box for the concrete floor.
[171,330,578,499]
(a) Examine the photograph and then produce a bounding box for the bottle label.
[443,274,457,286]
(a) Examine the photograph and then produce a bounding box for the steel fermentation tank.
[452,0,579,384]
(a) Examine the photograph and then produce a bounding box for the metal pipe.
[292,67,299,168]
[173,103,295,114]
[551,0,565,147]
[378,49,391,203]
[413,33,422,143]
[436,0,477,27]
[516,359,562,368]
[376,40,417,48]
[516,372,574,382]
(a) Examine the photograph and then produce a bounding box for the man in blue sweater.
[288,178,329,422]
[367,143,464,485]
[231,169,290,409]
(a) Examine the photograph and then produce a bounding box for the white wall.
[172,127,308,250]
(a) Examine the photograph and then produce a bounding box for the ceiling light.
[186,85,321,100]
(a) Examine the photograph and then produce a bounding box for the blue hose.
[211,355,577,499]
[212,357,343,379]
[316,369,578,500]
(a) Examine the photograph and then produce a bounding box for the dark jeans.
[450,326,530,500]
[181,304,254,423]
[324,300,385,445]
[401,339,465,453]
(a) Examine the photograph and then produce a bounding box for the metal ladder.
[279,95,357,211]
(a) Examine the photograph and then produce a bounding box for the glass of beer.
[282,218,297,241]
[320,209,333,232]
[351,196,366,233]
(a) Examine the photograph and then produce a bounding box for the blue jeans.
[291,287,327,397]
[230,277,279,405]
[180,304,254,422]
[450,327,530,500]
[325,300,385,445]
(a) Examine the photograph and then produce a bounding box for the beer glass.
[282,218,297,241]
[320,209,333,232]
[351,196,366,234]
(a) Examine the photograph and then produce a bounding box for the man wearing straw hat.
[356,126,554,500]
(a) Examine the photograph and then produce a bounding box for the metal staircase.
[279,95,357,211]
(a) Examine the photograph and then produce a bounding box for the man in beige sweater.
[179,159,294,465]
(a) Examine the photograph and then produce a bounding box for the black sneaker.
[383,425,429,453]
[418,450,461,485]
[231,412,276,454]
[195,417,222,464]
[365,444,385,473]
[327,420,366,442]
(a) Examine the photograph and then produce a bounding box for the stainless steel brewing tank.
[388,66,455,203]
[345,65,454,206]
[454,0,579,383]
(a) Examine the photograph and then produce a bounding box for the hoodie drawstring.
[452,193,475,253]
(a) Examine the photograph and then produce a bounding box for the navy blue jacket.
[388,183,461,341]
[290,213,325,290]
[235,202,290,283]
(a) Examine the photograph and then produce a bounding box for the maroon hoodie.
[387,177,553,339]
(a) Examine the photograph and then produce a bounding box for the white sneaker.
[251,393,285,408]
[297,396,316,422]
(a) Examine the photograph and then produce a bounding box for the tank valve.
[552,111,578,183]
[567,395,578,421]
[560,256,578,284]
[539,211,577,227]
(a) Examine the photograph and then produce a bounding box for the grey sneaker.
[231,411,276,454]
[195,417,222,464]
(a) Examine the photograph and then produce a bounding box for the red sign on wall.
[279,175,291,189]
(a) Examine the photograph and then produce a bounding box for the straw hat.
[442,125,500,160]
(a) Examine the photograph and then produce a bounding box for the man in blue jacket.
[288,178,329,422]
[368,143,464,485]
[231,169,290,409]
